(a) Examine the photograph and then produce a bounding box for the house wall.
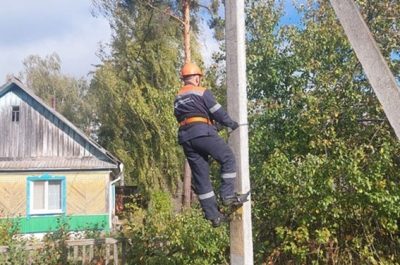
[11,215,109,234]
[0,81,121,234]
[0,86,110,161]
[0,171,112,233]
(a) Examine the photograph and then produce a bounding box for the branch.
[146,2,185,25]
[197,4,213,16]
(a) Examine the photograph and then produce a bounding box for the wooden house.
[0,77,123,234]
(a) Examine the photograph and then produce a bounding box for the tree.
[19,53,94,133]
[91,0,224,205]
[141,0,225,207]
[246,0,400,263]
[90,0,196,201]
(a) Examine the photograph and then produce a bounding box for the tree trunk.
[183,0,191,63]
[182,160,192,207]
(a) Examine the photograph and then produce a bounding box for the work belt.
[179,117,213,126]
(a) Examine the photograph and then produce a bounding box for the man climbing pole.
[174,62,249,227]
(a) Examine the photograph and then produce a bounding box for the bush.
[253,145,400,264]
[123,190,230,264]
[0,210,21,246]
[0,214,111,264]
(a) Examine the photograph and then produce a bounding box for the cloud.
[199,23,220,67]
[0,0,111,82]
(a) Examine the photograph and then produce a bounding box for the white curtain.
[33,181,45,209]
[33,180,61,210]
[48,180,62,210]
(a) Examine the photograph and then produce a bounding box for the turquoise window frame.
[26,174,66,219]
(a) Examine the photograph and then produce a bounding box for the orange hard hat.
[181,63,203,77]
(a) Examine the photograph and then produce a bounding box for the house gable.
[0,78,120,171]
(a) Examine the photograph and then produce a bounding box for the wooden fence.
[0,238,128,265]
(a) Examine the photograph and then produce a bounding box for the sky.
[0,0,299,84]
[0,0,111,83]
[0,0,221,84]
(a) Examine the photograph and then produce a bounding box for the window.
[11,106,20,122]
[27,175,66,216]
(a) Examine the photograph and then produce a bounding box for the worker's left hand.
[231,121,239,130]
[215,122,224,131]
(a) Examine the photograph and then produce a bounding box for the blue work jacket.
[174,84,237,144]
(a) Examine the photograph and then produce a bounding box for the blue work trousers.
[182,134,237,220]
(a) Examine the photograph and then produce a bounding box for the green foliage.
[19,53,94,133]
[246,0,400,264]
[37,217,72,264]
[123,190,230,264]
[91,0,193,199]
[0,211,21,246]
[0,215,113,264]
[90,0,230,206]
[254,144,400,264]
[77,221,107,240]
[2,241,30,265]
[0,212,27,264]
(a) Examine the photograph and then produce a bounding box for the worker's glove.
[215,122,224,132]
[231,121,239,130]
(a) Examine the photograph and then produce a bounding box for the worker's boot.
[222,191,250,206]
[211,213,231,228]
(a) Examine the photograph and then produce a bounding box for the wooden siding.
[0,177,26,216]
[0,87,99,159]
[3,215,109,234]
[0,80,121,235]
[67,175,108,214]
[0,172,110,217]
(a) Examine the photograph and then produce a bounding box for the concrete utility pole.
[330,0,400,139]
[225,0,254,264]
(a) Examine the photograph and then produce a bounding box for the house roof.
[0,77,121,171]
